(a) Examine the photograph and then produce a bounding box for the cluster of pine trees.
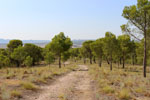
[69,31,150,78]
[78,33,146,68]
[77,0,150,78]
[0,40,43,67]
[71,0,150,78]
[0,32,73,68]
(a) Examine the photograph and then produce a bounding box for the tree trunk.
[122,57,125,69]
[106,57,110,64]
[132,55,135,66]
[143,11,147,78]
[143,34,147,77]
[16,62,20,67]
[110,62,112,71]
[120,58,122,64]
[33,62,35,66]
[98,59,101,67]
[122,53,125,69]
[59,56,61,68]
[110,56,112,71]
[84,58,86,64]
[90,58,92,64]
[90,55,92,64]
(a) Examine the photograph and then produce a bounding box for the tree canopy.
[46,32,72,68]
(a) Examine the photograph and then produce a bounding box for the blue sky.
[0,0,137,40]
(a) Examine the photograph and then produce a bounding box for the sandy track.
[21,65,95,100]
[68,65,95,100]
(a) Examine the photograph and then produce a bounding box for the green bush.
[24,56,33,67]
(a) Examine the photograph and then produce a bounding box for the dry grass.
[102,85,114,94]
[89,63,150,100]
[0,62,78,100]
[0,84,11,100]
[119,88,130,100]
[58,93,68,100]
[11,90,22,98]
[20,81,39,91]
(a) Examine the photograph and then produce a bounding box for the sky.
[0,0,137,40]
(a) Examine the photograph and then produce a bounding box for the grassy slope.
[89,63,150,100]
[0,62,78,100]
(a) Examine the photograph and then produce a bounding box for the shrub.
[119,89,131,100]
[58,93,68,100]
[20,82,38,91]
[11,90,22,98]
[37,77,47,84]
[102,85,114,94]
[135,87,145,93]
[44,52,55,66]
[24,56,33,67]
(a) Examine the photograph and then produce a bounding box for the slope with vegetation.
[89,63,150,100]
[0,63,77,100]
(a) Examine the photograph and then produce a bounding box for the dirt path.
[21,65,96,100]
[67,65,96,100]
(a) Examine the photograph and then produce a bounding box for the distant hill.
[0,39,10,43]
[72,39,86,45]
[0,39,87,48]
[0,39,50,44]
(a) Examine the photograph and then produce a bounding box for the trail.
[21,65,96,100]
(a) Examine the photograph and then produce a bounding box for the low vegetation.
[20,81,38,91]
[0,63,77,100]
[11,90,22,98]
[89,63,150,100]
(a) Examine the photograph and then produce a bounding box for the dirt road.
[21,65,96,100]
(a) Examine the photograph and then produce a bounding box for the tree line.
[0,40,43,67]
[79,33,141,68]
[0,31,149,78]
[78,0,150,78]
[0,32,73,68]
[69,32,150,78]
[70,0,150,78]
